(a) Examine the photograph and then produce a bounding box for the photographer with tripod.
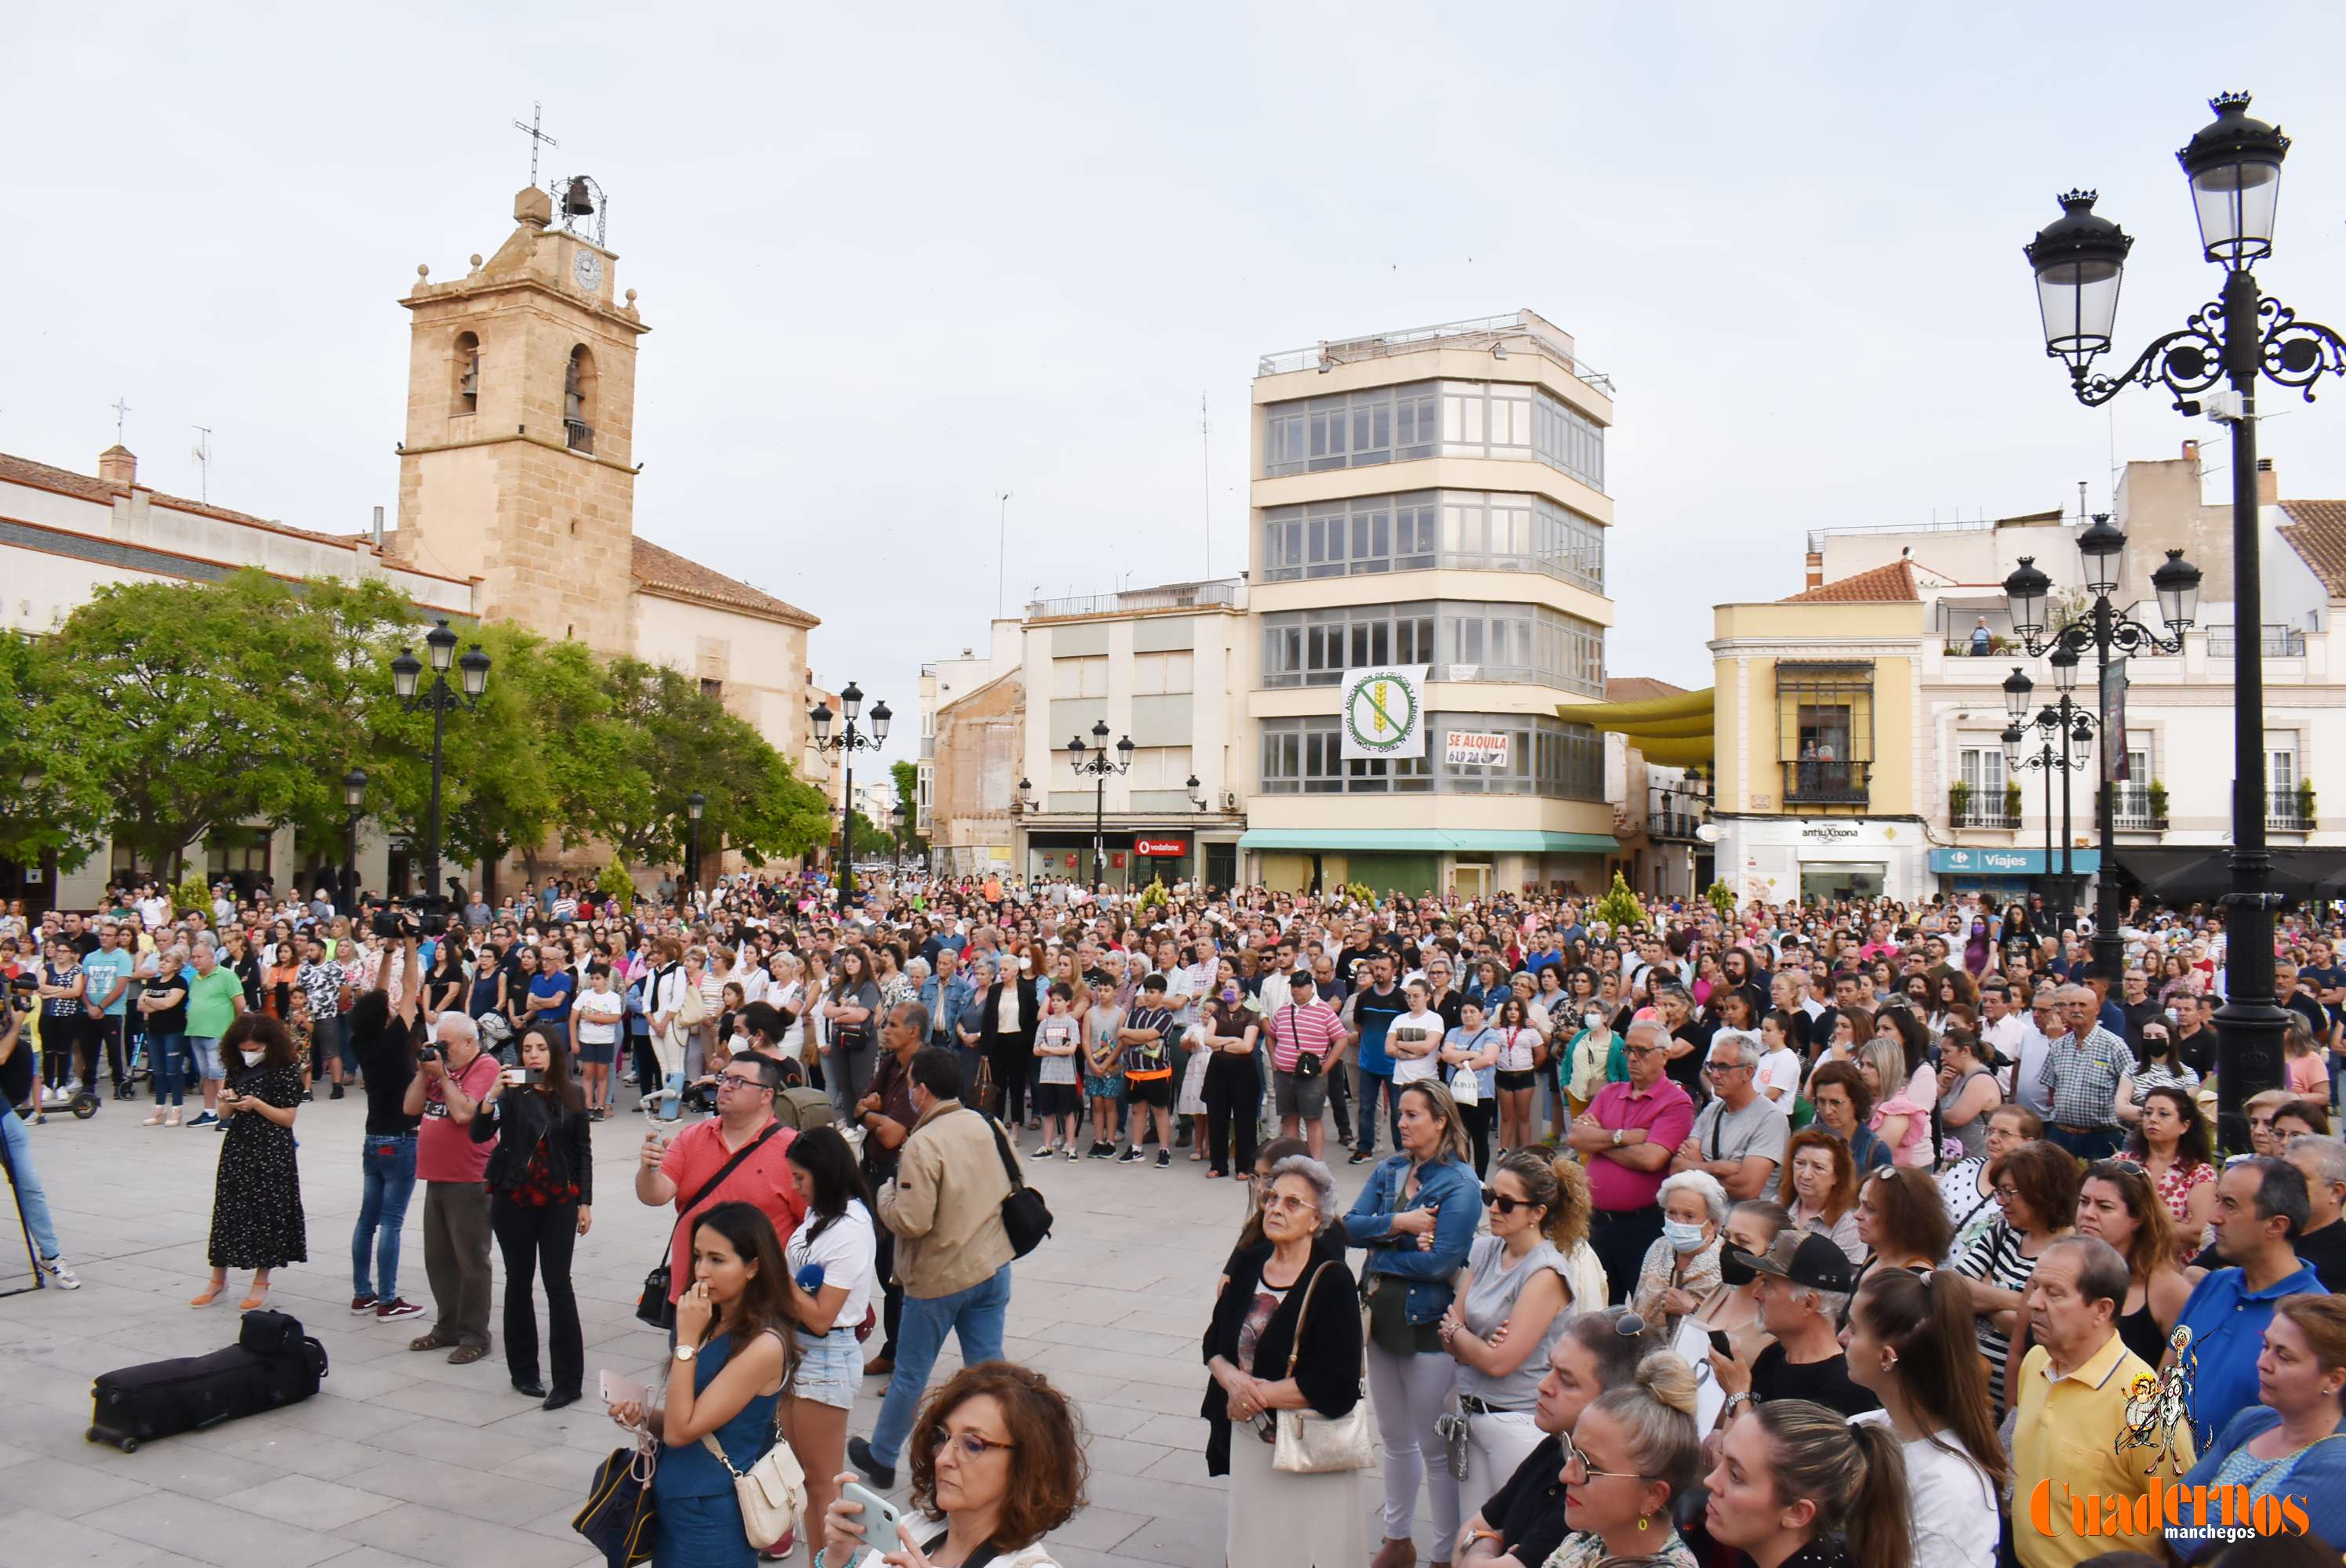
[0,976,79,1288]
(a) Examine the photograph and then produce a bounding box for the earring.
[1639,1515,1651,1533]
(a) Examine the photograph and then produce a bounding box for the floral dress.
[1543,1526,1696,1568]
[207,1062,307,1269]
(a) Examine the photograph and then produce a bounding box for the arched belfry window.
[453,332,481,414]
[565,345,597,454]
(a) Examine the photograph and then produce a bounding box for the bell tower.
[388,179,648,656]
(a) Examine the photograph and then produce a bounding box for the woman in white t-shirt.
[1754,1010,1807,1116]
[1842,1266,2003,1568]
[1385,978,1444,1089]
[782,1126,878,1555]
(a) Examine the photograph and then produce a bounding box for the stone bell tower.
[388,180,648,656]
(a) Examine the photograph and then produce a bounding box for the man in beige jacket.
[849,1045,1019,1487]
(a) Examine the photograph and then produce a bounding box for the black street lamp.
[390,619,488,913]
[2020,91,2333,1149]
[1186,774,1208,813]
[341,768,368,916]
[1068,719,1133,895]
[2000,662,2094,916]
[685,790,706,892]
[809,682,889,913]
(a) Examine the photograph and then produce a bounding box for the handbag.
[476,1009,513,1047]
[635,1123,783,1329]
[573,1434,658,1567]
[699,1382,807,1550]
[985,1116,1053,1258]
[1434,1406,1472,1480]
[676,979,708,1029]
[1272,1262,1375,1474]
[1448,1063,1480,1105]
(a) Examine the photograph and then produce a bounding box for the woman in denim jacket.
[1344,1078,1482,1568]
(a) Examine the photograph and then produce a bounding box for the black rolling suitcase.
[86,1309,328,1452]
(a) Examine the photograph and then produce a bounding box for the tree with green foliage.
[0,631,109,873]
[1592,871,1646,934]
[600,659,830,869]
[848,810,895,858]
[594,860,636,913]
[1705,880,1738,921]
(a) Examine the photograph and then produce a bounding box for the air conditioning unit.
[1222,791,1239,811]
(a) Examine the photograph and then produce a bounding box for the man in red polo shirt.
[634,1053,807,1307]
[1569,1016,1694,1305]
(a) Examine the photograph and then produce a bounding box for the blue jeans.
[869,1263,1011,1466]
[0,1099,63,1261]
[353,1132,419,1300]
[1353,1069,1401,1155]
[148,1029,187,1107]
[187,1035,223,1084]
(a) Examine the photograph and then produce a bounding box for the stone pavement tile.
[209,1422,391,1482]
[1067,1399,1157,1439]
[1042,1551,1169,1568]
[492,1436,608,1492]
[1136,1446,1219,1486]
[267,1392,429,1443]
[0,1506,162,1568]
[216,1472,401,1530]
[369,1410,543,1472]
[374,1376,545,1427]
[1120,1411,1208,1452]
[1042,1320,1197,1359]
[341,1451,575,1518]
[1030,1343,1202,1390]
[340,1501,600,1568]
[1073,1432,1180,1479]
[0,1453,156,1516]
[1074,1512,1226,1568]
[1078,1467,1230,1523]
[1091,1379,1204,1417]
[73,1488,353,1568]
[294,1549,440,1568]
[1047,1504,1150,1552]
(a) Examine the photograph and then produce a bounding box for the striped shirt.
[1264,999,1346,1073]
[2039,1025,2135,1129]
[1953,1218,2045,1411]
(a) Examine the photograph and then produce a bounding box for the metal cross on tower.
[111,397,130,441]
[512,102,559,185]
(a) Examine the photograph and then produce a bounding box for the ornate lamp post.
[341,768,368,915]
[2000,663,2094,916]
[390,619,488,913]
[685,790,706,892]
[2020,92,2330,1149]
[1067,719,1133,895]
[808,682,890,914]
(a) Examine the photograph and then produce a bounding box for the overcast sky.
[8,2,2344,771]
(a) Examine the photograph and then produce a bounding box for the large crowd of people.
[3,866,2342,1567]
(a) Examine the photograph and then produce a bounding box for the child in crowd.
[1032,981,1083,1160]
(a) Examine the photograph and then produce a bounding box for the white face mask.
[240,1047,265,1067]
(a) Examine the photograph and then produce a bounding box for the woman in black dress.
[193,1013,307,1312]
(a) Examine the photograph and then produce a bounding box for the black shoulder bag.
[635,1123,783,1329]
[986,1115,1053,1258]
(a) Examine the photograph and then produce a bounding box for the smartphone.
[1707,1330,1734,1360]
[502,1068,527,1086]
[599,1369,647,1407]
[841,1481,904,1564]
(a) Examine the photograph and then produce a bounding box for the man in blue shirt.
[80,923,136,1100]
[1349,953,1408,1165]
[2173,1156,2329,1444]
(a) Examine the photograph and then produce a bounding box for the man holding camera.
[402,1011,499,1363]
[0,980,78,1287]
[350,931,425,1320]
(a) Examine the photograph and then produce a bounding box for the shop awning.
[1238,829,1620,855]
[2112,846,2346,904]
[1930,847,2102,876]
[1561,688,1716,767]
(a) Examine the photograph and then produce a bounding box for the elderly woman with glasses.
[1204,1154,1367,1568]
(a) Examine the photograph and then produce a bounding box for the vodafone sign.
[1133,837,1189,858]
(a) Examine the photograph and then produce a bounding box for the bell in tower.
[561,176,595,218]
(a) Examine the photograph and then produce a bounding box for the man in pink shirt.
[1569,1017,1694,1305]
[633,1053,807,1311]
[1265,969,1347,1160]
[401,1011,502,1363]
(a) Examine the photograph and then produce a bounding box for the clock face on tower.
[571,248,603,293]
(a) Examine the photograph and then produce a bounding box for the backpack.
[772,1087,834,1132]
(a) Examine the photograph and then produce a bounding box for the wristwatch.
[1611,1128,1625,1146]
[673,1343,697,1363]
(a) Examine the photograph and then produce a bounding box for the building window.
[2115,735,2156,826]
[1050,655,1107,699]
[1131,651,1193,695]
[453,331,481,414]
[1263,379,1603,492]
[1957,746,2008,826]
[1262,601,1600,695]
[700,677,724,700]
[565,345,597,454]
[1128,745,1193,790]
[2267,731,2303,825]
[1262,489,1601,593]
[1776,663,1873,806]
[1258,712,1598,800]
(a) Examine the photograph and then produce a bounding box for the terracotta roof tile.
[0,451,362,549]
[1604,677,1689,703]
[1779,559,1920,604]
[2279,501,2346,599]
[630,538,819,626]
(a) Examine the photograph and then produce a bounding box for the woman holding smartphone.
[780,1127,874,1566]
[473,1026,593,1408]
[192,1013,306,1311]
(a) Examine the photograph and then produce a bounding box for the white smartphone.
[599,1369,647,1408]
[841,1481,904,1565]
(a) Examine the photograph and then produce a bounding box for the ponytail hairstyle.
[1490,1148,1592,1254]
[1850,1269,2008,1491]
[1587,1352,1703,1504]
[1749,1399,1913,1568]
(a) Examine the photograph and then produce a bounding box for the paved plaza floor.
[0,1096,1418,1568]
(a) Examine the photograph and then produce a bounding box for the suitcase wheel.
[86,1425,136,1453]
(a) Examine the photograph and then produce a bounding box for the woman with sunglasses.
[1538,1350,1704,1568]
[1204,1154,1365,1568]
[1438,1151,1592,1528]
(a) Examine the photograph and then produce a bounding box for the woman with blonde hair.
[1538,1352,1705,1568]
[1438,1149,1591,1526]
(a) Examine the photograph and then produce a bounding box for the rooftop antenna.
[111,397,131,442]
[997,491,1011,619]
[191,425,212,503]
[2077,478,2088,524]
[1200,391,1212,578]
[512,102,558,186]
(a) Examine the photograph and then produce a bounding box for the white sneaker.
[64,1079,83,1097]
[38,1255,81,1290]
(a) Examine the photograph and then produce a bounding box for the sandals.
[239,1290,268,1311]
[190,1282,225,1308]
[143,1111,166,1127]
[409,1330,456,1353]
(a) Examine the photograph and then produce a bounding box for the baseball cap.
[1742,1230,1858,1295]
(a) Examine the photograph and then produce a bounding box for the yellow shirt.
[2010,1332,2196,1568]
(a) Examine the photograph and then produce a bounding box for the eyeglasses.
[1993,1185,2021,1201]
[1557,1430,1654,1483]
[930,1426,1015,1460]
[1622,1045,1662,1060]
[716,1073,767,1091]
[1701,1060,1748,1076]
[1260,1192,1318,1215]
[1480,1187,1536,1215]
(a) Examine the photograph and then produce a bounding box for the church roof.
[1779,559,1922,603]
[0,451,371,552]
[2279,501,2346,600]
[630,538,819,627]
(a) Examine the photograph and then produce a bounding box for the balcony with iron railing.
[1783,760,1869,807]
[1026,580,1241,622]
[1954,802,2021,829]
[2269,788,2318,832]
[2207,624,2308,658]
[1256,309,1614,394]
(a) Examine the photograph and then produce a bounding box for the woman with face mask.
[1632,1171,1727,1337]
[192,1013,307,1311]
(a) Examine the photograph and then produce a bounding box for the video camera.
[5,973,38,1014]
[365,895,453,939]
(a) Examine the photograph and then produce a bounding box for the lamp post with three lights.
[390,619,489,915]
[809,682,890,914]
[1068,720,1134,896]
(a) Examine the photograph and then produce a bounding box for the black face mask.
[1719,1245,1759,1288]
